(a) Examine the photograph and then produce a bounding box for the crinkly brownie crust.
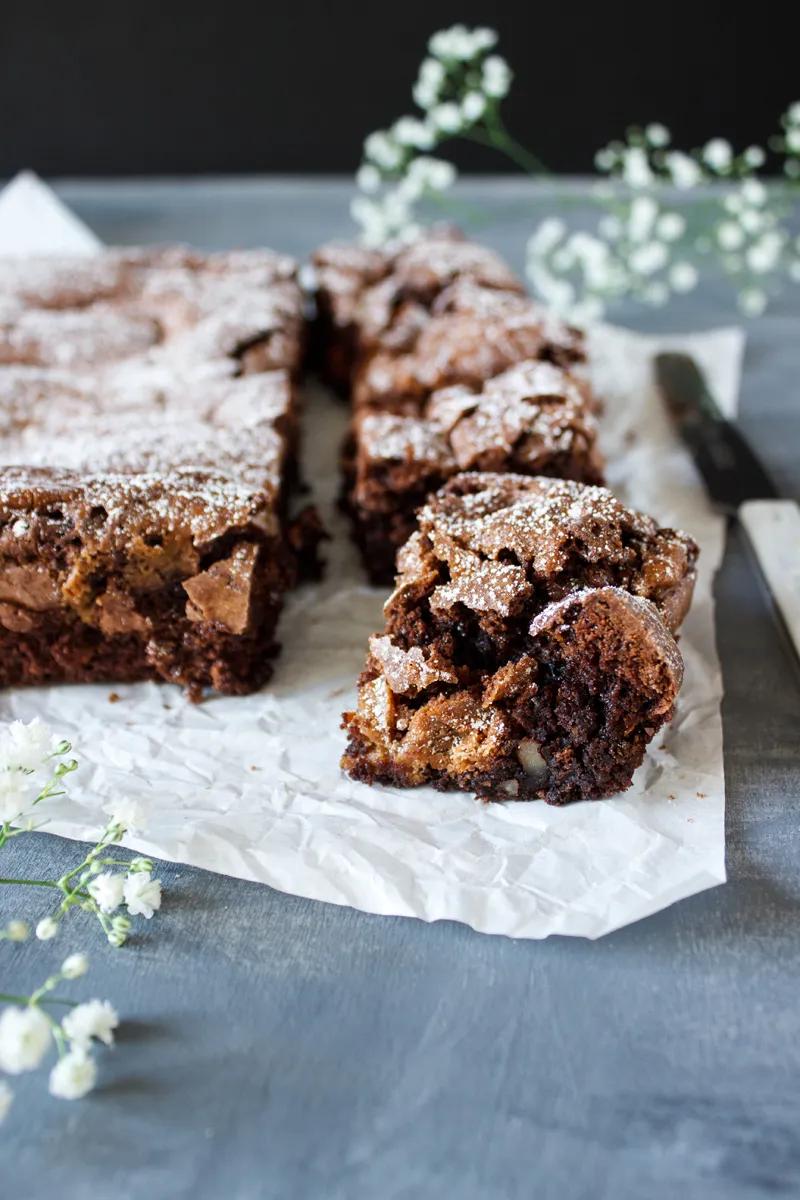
[311,228,525,390]
[342,473,697,804]
[0,246,320,697]
[344,361,605,584]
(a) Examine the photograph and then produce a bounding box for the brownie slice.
[0,369,304,697]
[344,360,605,584]
[311,228,525,392]
[0,246,320,697]
[342,473,698,804]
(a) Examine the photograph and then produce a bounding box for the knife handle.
[739,499,800,664]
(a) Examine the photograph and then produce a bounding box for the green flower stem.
[0,993,75,1007]
[465,109,549,176]
[0,877,63,889]
[43,1011,68,1056]
[0,876,90,900]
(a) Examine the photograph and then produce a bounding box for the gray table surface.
[2,178,800,1200]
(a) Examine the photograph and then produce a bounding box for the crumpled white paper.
[0,174,741,938]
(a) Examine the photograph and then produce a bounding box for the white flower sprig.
[0,953,119,1112]
[352,26,800,319]
[0,719,162,947]
[353,24,542,246]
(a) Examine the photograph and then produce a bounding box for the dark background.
[0,0,794,177]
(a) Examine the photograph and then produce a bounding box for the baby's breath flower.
[123,871,162,919]
[741,178,767,207]
[481,55,512,99]
[743,145,766,168]
[429,24,475,61]
[629,241,669,275]
[413,58,445,110]
[594,147,616,172]
[0,1080,12,1124]
[107,914,132,948]
[627,195,658,242]
[0,769,29,825]
[408,156,456,191]
[0,1006,51,1074]
[656,212,686,241]
[471,27,498,53]
[747,232,783,274]
[529,217,567,254]
[356,165,381,194]
[739,287,767,316]
[739,208,765,235]
[1,718,54,773]
[718,221,745,250]
[127,856,154,874]
[61,953,89,980]
[645,122,671,147]
[665,151,702,189]
[703,138,733,172]
[669,262,699,292]
[786,127,800,154]
[87,871,125,915]
[104,797,147,834]
[788,101,800,125]
[48,1046,96,1100]
[363,131,402,171]
[4,920,29,942]
[35,916,58,941]
[392,116,434,149]
[63,999,118,1049]
[429,102,463,134]
[621,146,653,189]
[462,92,487,123]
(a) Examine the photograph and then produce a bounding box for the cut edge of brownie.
[342,586,683,805]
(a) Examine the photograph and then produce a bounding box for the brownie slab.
[342,473,698,805]
[0,246,319,697]
[344,360,605,584]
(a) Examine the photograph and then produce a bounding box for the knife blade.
[655,351,800,664]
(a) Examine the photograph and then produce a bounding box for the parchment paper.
[0,174,742,938]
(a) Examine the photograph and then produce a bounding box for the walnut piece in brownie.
[342,473,698,804]
[344,360,606,584]
[0,246,320,697]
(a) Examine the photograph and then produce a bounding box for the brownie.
[314,230,595,581]
[351,282,586,415]
[0,246,321,697]
[342,473,698,804]
[311,228,526,392]
[344,360,605,584]
[0,245,306,376]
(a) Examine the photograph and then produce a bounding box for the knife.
[655,352,800,663]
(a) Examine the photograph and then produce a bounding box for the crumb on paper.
[108,691,121,704]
